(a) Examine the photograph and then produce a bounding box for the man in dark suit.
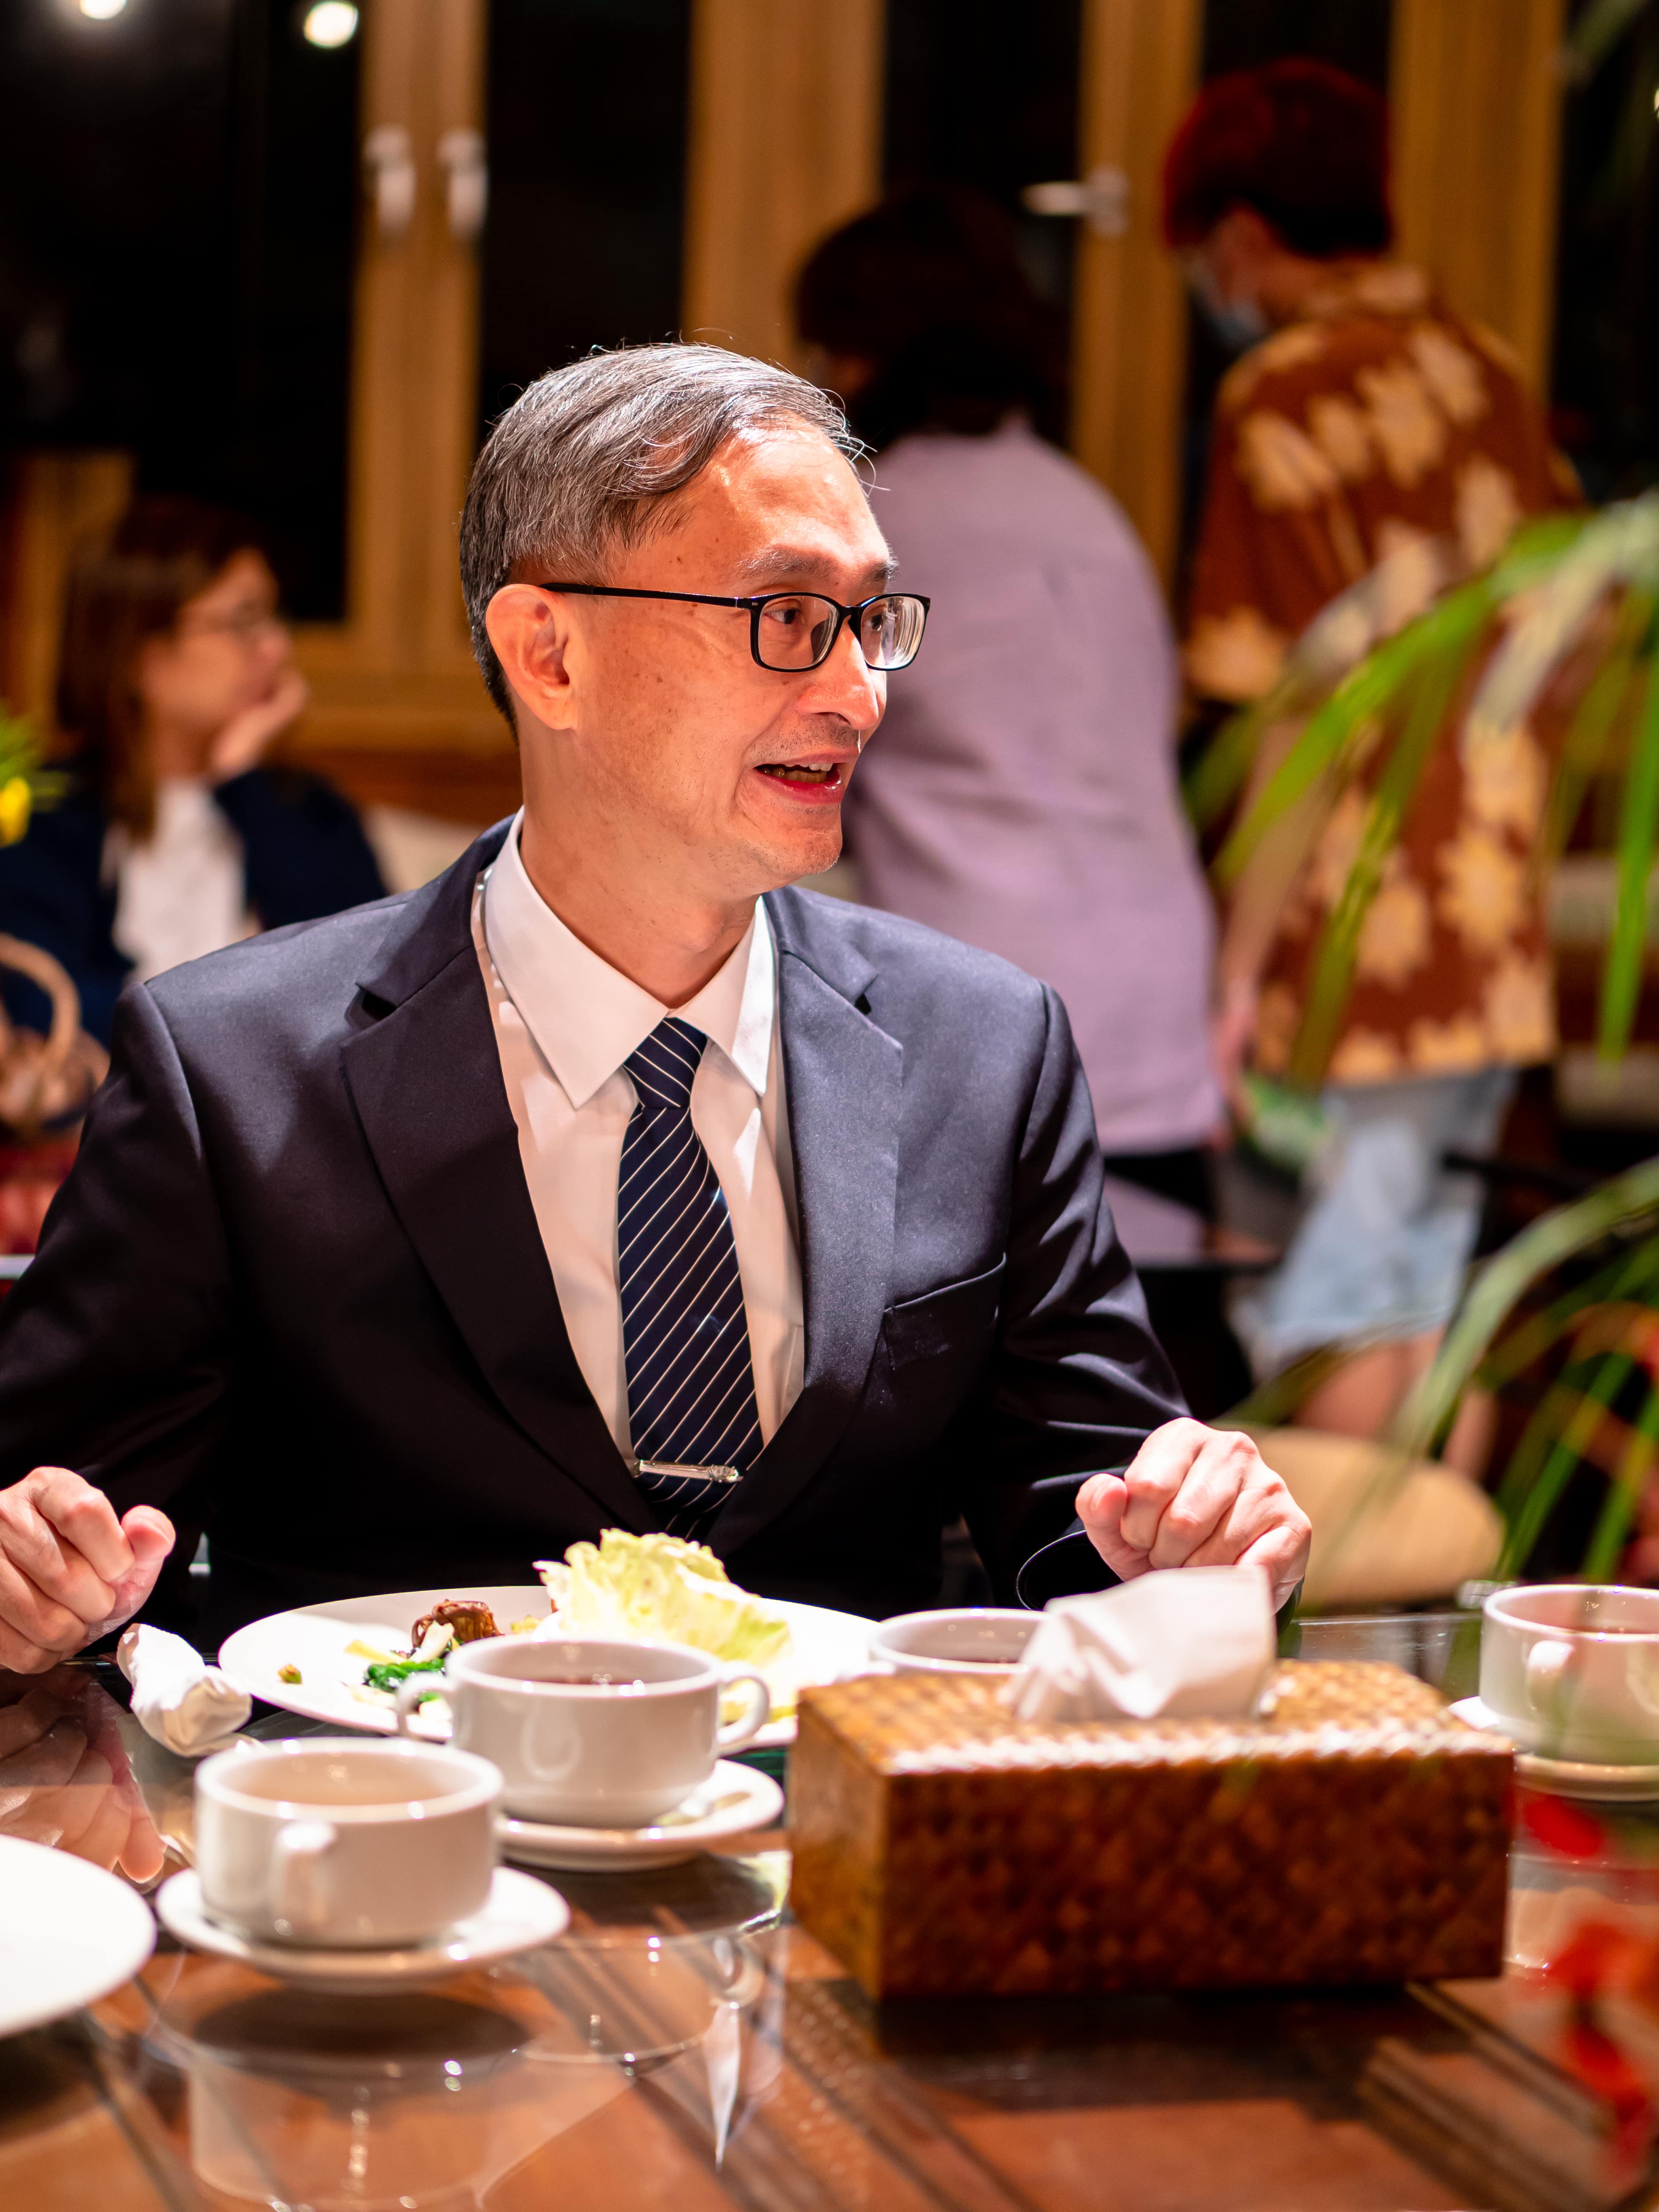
[0,345,1307,1671]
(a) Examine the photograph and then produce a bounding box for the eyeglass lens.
[183,605,283,643]
[754,594,925,672]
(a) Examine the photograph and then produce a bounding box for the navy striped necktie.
[617,1017,761,1537]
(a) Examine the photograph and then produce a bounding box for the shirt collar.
[482,812,775,1109]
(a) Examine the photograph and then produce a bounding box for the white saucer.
[498,1759,785,1871]
[1450,1695,1659,1802]
[155,1866,569,1989]
[0,1836,157,2036]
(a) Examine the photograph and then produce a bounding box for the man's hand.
[0,1470,175,1674]
[1077,1420,1310,1609]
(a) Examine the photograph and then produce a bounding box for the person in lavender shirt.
[796,186,1221,1215]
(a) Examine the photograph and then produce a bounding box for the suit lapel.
[713,896,901,1557]
[340,832,648,1532]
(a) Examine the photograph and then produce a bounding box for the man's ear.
[485,584,579,733]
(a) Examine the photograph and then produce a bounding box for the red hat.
[1163,59,1392,259]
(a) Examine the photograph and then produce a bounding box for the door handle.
[364,125,417,242]
[438,128,489,245]
[1022,165,1130,239]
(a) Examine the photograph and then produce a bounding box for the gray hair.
[460,343,861,724]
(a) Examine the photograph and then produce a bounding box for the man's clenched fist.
[0,1468,175,1673]
[1077,1420,1310,1609]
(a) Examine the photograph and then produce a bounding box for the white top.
[476,814,804,1461]
[851,420,1220,1153]
[109,777,253,982]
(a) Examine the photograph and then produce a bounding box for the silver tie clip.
[635,1459,744,1487]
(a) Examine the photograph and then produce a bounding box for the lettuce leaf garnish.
[541,1531,792,1671]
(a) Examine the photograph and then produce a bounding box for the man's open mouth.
[756,762,844,787]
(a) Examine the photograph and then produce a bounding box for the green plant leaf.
[1184,693,1282,835]
[1395,1153,1659,1458]
[1540,589,1652,878]
[1581,1381,1659,1580]
[1471,499,1659,739]
[1598,654,1659,1059]
[1221,1343,1353,1431]
[1286,597,1488,1089]
[1497,1348,1635,1576]
[1216,576,1498,890]
[1478,1245,1659,1395]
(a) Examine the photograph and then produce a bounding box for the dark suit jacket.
[0,762,385,1046]
[0,822,1183,1643]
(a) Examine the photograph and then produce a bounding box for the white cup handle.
[1525,1637,1576,1711]
[271,1820,336,1936]
[715,1667,771,1753]
[394,1672,442,1735]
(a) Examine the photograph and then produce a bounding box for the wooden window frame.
[2,0,1571,805]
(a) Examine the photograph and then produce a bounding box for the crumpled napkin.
[117,1624,250,1757]
[1001,1566,1276,1724]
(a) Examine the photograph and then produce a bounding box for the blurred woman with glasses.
[0,496,384,1045]
[797,185,1221,1215]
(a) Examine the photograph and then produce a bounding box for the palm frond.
[1537,589,1651,879]
[1287,598,1487,1087]
[1600,655,1659,1058]
[1582,1385,1659,1579]
[1394,1154,1659,1459]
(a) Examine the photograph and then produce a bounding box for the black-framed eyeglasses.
[536,582,929,672]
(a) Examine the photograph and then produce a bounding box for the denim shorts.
[1228,1065,1517,1378]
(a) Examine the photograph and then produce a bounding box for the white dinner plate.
[156,1865,568,1991]
[498,1758,785,1872]
[218,1584,872,1748]
[1449,1694,1659,1802]
[0,1835,157,2035]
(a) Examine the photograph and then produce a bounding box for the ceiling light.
[302,0,358,45]
[79,0,128,17]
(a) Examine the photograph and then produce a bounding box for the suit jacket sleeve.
[953,983,1187,1602]
[0,981,235,1512]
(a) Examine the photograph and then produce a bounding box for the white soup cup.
[398,1635,770,1827]
[869,1607,1039,1676]
[1481,1583,1659,1763]
[195,1736,502,1947]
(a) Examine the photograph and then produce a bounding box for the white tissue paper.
[1001,1566,1276,1724]
[117,1623,250,1758]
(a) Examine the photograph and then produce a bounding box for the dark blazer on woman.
[0,761,385,1044]
[0,822,1183,1644]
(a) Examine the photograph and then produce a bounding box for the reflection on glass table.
[1295,1609,1484,1701]
[0,1663,165,1881]
[136,1854,789,2212]
[4,1621,1659,2210]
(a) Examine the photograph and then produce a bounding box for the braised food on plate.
[338,1532,803,1719]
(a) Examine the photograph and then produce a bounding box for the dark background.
[882,0,1083,317]
[1551,0,1659,504]
[478,0,690,440]
[0,0,358,620]
[5,0,1653,622]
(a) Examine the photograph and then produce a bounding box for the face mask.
[1188,262,1269,356]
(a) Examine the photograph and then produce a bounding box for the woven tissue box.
[789,1661,1513,1999]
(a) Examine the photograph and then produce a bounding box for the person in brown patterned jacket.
[1164,60,1578,1449]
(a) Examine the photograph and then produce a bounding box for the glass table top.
[2,1615,1657,2212]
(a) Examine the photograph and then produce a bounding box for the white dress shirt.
[109,777,253,981]
[475,814,803,1462]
